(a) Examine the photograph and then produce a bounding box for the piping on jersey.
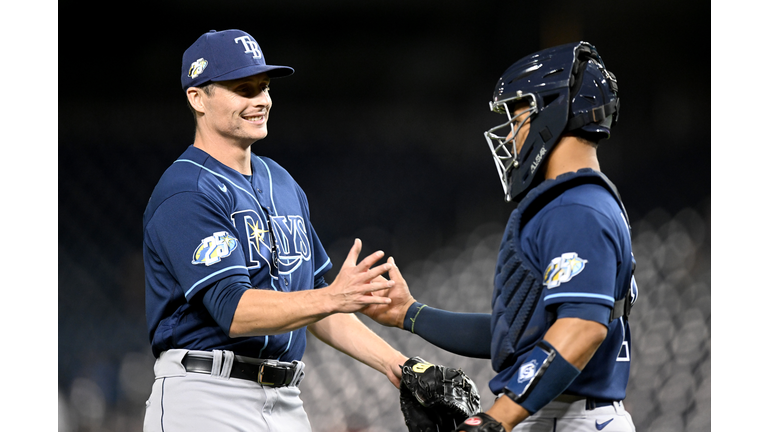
[255,156,278,215]
[258,335,269,358]
[314,258,331,276]
[542,292,615,303]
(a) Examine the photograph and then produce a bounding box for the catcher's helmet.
[483,41,619,202]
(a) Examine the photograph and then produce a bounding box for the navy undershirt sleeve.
[403,302,492,359]
[201,274,250,334]
[398,302,608,361]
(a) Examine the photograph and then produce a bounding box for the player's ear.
[187,87,206,115]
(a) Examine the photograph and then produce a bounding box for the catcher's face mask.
[483,94,537,201]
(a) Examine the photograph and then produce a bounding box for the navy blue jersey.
[143,145,332,360]
[489,170,635,401]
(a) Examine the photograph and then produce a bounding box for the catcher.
[364,41,636,432]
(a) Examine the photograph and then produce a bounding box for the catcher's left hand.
[399,356,482,432]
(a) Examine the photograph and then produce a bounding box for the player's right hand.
[361,256,417,329]
[323,239,395,314]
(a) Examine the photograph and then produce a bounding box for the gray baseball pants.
[143,349,311,432]
[513,398,636,432]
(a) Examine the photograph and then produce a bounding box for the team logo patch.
[543,252,588,288]
[188,57,208,79]
[192,231,238,266]
[517,359,538,383]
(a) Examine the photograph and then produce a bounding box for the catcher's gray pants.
[512,397,636,432]
[143,349,311,432]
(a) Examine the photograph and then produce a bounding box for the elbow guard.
[503,340,581,414]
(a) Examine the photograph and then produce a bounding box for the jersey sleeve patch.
[543,252,587,288]
[192,231,239,266]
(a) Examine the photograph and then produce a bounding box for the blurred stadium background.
[58,1,710,431]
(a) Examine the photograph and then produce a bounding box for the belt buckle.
[258,360,290,386]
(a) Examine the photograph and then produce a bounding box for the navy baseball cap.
[181,29,294,90]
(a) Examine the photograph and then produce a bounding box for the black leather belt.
[181,353,298,387]
[554,394,617,410]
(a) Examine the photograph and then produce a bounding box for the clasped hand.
[323,239,396,314]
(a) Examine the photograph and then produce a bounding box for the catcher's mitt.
[399,356,482,432]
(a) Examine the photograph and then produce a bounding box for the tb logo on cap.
[234,36,262,59]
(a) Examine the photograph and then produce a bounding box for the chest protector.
[490,169,633,372]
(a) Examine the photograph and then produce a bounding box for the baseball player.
[363,42,638,431]
[142,29,413,431]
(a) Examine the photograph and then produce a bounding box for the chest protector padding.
[491,230,542,372]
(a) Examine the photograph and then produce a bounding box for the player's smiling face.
[203,73,272,145]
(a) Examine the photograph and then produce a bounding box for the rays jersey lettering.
[231,210,311,277]
[271,215,311,270]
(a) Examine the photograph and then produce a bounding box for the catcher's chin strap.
[503,340,580,415]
